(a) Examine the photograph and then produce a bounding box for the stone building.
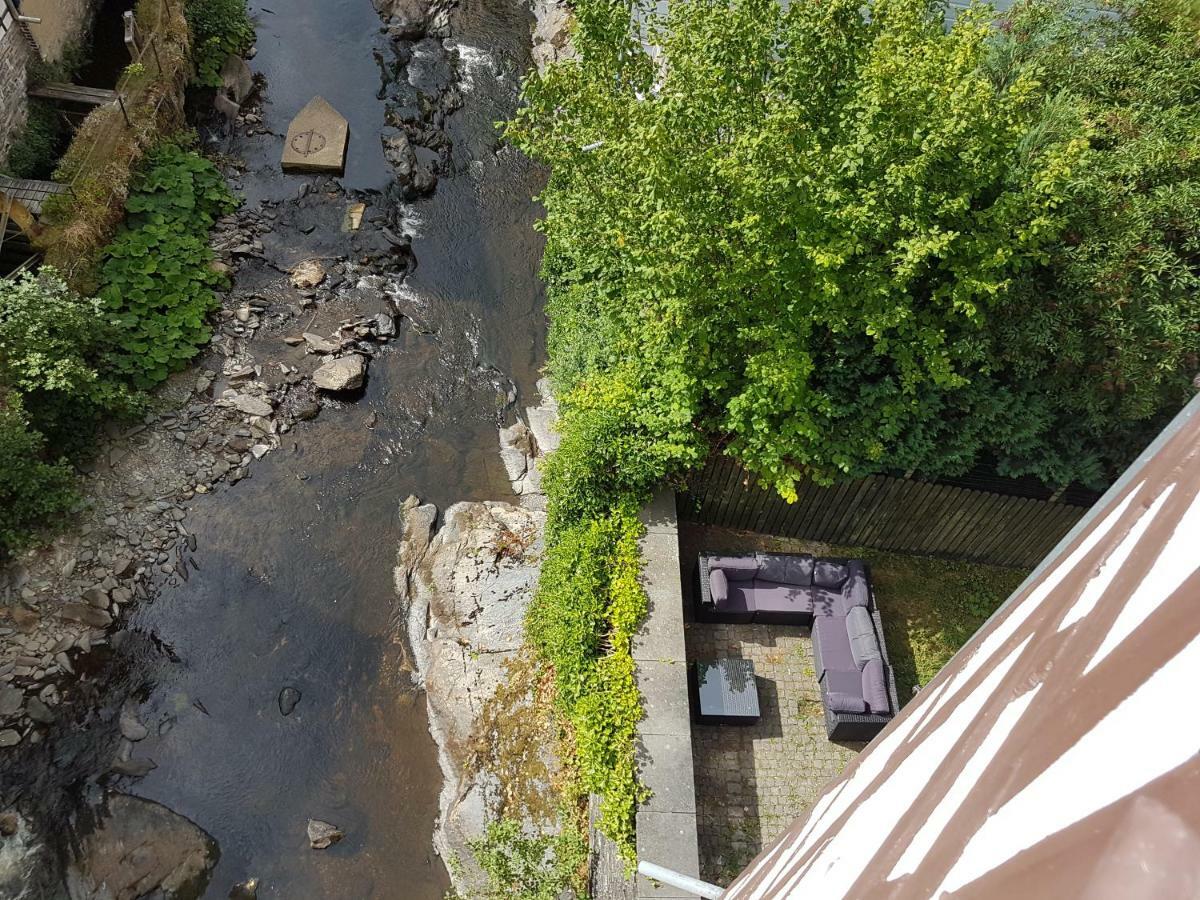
[0,0,94,167]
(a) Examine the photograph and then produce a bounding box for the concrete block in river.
[282,96,349,174]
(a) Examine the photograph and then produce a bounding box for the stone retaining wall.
[0,15,36,166]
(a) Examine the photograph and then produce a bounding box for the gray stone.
[0,687,22,717]
[306,819,343,849]
[278,687,301,717]
[0,730,20,747]
[302,332,339,354]
[110,756,157,777]
[312,355,366,392]
[119,705,149,741]
[233,395,274,418]
[83,587,110,609]
[26,697,54,724]
[58,604,113,629]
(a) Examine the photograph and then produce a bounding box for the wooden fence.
[680,455,1090,569]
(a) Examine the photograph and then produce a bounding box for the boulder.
[312,356,366,392]
[232,395,274,418]
[58,604,113,629]
[290,259,326,289]
[306,819,343,849]
[65,794,217,900]
[302,332,340,354]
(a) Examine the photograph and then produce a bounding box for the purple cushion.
[824,668,863,697]
[813,615,855,676]
[814,560,849,589]
[846,606,882,669]
[836,563,871,616]
[812,588,841,617]
[748,580,813,617]
[717,583,754,618]
[826,691,867,714]
[708,568,728,604]
[709,556,758,582]
[862,659,889,714]
[756,553,813,586]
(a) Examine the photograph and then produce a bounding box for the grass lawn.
[678,524,1029,703]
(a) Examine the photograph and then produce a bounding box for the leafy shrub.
[527,503,650,857]
[2,102,69,180]
[0,268,134,452]
[469,817,589,899]
[0,399,77,558]
[186,0,255,87]
[97,143,235,387]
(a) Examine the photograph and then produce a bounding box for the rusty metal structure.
[723,393,1200,898]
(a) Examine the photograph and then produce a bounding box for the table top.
[695,658,760,719]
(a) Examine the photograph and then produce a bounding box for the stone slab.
[637,731,697,815]
[636,658,692,739]
[282,96,349,174]
[635,811,702,898]
[634,528,687,663]
[639,489,679,535]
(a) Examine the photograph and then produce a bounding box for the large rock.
[312,355,366,392]
[497,379,557,509]
[396,498,549,895]
[65,794,218,900]
[531,0,576,73]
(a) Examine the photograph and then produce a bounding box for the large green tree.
[510,0,1200,497]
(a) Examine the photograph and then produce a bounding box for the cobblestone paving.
[680,523,864,885]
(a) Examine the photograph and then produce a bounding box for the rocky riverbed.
[1,0,567,893]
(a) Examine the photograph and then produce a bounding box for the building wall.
[0,0,95,170]
[0,10,37,167]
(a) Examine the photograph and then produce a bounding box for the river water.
[86,0,544,895]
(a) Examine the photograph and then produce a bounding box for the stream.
[13,0,545,895]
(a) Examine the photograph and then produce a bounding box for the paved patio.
[679,524,865,884]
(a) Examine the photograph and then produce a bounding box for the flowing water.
[45,0,544,895]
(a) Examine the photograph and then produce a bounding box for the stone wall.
[0,18,36,166]
[23,0,95,63]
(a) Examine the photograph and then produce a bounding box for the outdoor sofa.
[697,551,899,740]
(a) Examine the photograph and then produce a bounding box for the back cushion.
[756,553,814,586]
[836,562,871,616]
[862,659,889,714]
[709,556,758,582]
[846,606,882,669]
[814,560,850,589]
[708,567,728,603]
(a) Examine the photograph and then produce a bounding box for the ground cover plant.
[508,0,1200,859]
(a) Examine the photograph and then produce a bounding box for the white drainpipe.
[637,861,726,899]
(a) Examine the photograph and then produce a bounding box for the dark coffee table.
[691,658,760,725]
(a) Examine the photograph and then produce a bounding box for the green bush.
[0,399,77,557]
[97,143,236,388]
[185,0,255,87]
[2,102,69,180]
[469,817,589,899]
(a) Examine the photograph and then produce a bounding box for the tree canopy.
[509,0,1200,497]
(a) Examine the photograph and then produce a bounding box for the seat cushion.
[862,659,890,714]
[826,691,867,714]
[748,580,813,622]
[846,606,882,669]
[813,615,855,676]
[811,588,841,618]
[814,560,850,589]
[715,583,754,620]
[756,553,813,586]
[709,555,758,582]
[823,668,863,698]
[708,567,728,604]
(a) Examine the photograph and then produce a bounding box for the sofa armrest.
[826,691,867,714]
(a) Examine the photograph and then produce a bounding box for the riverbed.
[7,0,546,894]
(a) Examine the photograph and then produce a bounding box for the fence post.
[150,35,164,73]
[117,94,132,127]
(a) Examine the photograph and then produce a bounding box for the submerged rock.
[306,819,343,849]
[312,355,366,392]
[278,687,301,717]
[66,794,218,900]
